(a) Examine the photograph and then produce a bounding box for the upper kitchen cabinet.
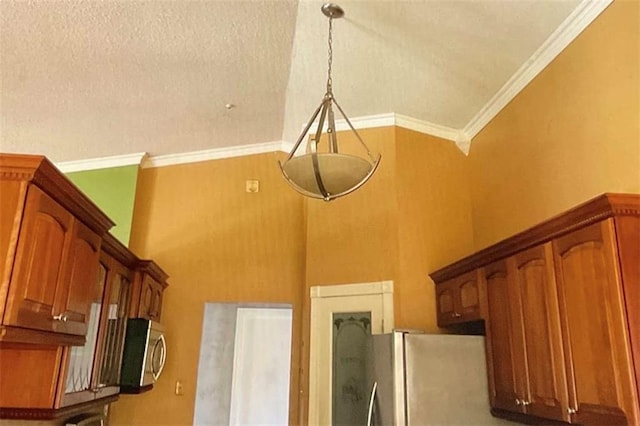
[0,233,135,418]
[482,245,570,422]
[61,233,135,408]
[0,154,114,345]
[553,220,638,424]
[430,193,640,425]
[129,260,168,321]
[434,269,484,326]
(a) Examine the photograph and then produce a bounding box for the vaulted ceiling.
[1,0,602,163]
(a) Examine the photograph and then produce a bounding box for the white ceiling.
[0,0,592,163]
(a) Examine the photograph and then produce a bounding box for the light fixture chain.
[327,16,333,93]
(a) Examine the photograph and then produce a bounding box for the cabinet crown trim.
[430,193,640,283]
[0,154,115,234]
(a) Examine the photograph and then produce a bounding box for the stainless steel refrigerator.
[367,331,508,425]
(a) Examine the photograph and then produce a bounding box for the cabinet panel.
[435,270,482,326]
[150,285,163,321]
[62,263,107,407]
[512,244,568,422]
[554,219,638,424]
[483,261,523,413]
[4,186,73,332]
[55,220,102,336]
[139,278,154,319]
[436,281,456,325]
[98,270,131,389]
[128,260,168,321]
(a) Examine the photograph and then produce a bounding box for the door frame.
[308,281,394,425]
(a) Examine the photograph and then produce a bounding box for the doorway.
[194,303,293,425]
[308,281,394,426]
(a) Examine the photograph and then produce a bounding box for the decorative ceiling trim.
[56,152,148,173]
[305,112,468,153]
[55,113,470,172]
[462,0,613,141]
[142,141,287,169]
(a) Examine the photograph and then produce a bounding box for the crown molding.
[142,141,288,168]
[463,0,613,140]
[55,152,148,173]
[56,113,468,171]
[303,112,469,153]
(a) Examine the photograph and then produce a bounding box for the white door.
[308,281,394,426]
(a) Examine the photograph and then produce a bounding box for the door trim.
[308,281,394,425]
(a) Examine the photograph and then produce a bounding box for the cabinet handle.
[452,313,462,318]
[567,408,577,414]
[522,400,531,406]
[52,314,68,322]
[515,399,521,406]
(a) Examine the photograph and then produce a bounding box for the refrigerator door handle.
[367,381,378,426]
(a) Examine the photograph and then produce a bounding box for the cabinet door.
[512,244,569,422]
[553,219,639,425]
[98,268,131,390]
[436,280,458,326]
[54,219,102,335]
[61,262,107,407]
[138,276,155,319]
[149,283,163,321]
[436,270,481,326]
[483,260,525,413]
[4,186,73,332]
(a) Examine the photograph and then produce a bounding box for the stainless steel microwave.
[120,319,166,391]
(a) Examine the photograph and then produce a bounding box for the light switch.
[175,380,184,396]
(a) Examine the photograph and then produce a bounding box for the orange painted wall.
[109,152,306,426]
[394,127,474,332]
[468,0,640,250]
[304,127,398,288]
[109,3,640,423]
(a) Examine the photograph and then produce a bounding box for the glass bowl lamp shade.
[278,3,381,202]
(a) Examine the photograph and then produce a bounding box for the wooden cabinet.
[510,244,568,422]
[0,235,139,420]
[430,194,640,425]
[61,233,134,408]
[483,259,523,414]
[483,245,569,422]
[436,270,483,326]
[0,155,113,344]
[553,220,637,424]
[0,154,170,419]
[129,260,168,321]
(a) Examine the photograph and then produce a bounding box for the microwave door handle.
[367,381,378,426]
[152,334,167,380]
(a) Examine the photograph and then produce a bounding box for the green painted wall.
[66,165,139,245]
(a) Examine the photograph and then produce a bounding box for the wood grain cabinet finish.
[436,270,483,326]
[0,233,135,418]
[61,236,134,409]
[483,245,569,422]
[553,220,638,425]
[430,193,640,425]
[0,155,113,345]
[483,259,523,414]
[129,260,168,321]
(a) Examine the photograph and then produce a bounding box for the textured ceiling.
[1,0,582,163]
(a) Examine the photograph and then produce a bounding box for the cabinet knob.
[522,400,531,406]
[567,408,577,414]
[515,399,521,406]
[52,313,68,322]
[453,313,462,318]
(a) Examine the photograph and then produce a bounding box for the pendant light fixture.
[279,3,381,202]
